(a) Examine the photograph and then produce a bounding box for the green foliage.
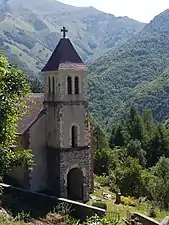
[92,201,107,210]
[121,196,137,207]
[110,157,144,198]
[94,148,113,176]
[93,106,169,209]
[89,10,169,126]
[15,211,31,222]
[95,175,109,187]
[0,54,33,178]
[28,77,43,93]
[0,54,30,146]
[53,202,72,216]
[148,205,157,218]
[148,157,169,209]
[109,106,169,168]
[92,120,109,151]
[81,214,119,225]
[91,118,111,175]
[0,146,33,177]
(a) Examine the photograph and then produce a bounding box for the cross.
[61,26,68,38]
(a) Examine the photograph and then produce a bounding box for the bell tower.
[42,27,92,202]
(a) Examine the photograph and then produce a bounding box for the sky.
[59,0,169,23]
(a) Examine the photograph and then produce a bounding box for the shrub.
[92,201,107,210]
[121,196,137,207]
[149,208,156,218]
[148,205,157,218]
[53,202,72,215]
[15,211,31,222]
[81,214,119,225]
[95,175,109,187]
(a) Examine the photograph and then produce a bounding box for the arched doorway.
[67,168,84,201]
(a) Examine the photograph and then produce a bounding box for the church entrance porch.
[67,168,84,201]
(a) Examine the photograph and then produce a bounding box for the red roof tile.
[17,93,44,134]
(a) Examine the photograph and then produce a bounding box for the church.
[9,27,93,203]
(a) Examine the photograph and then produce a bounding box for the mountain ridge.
[0,0,144,78]
[88,9,169,126]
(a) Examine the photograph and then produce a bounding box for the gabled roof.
[42,38,87,72]
[17,93,44,134]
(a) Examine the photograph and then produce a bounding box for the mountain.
[89,9,169,126]
[0,0,144,79]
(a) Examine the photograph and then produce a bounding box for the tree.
[127,106,145,141]
[146,124,169,167]
[127,139,147,167]
[92,124,109,152]
[110,123,127,147]
[149,157,169,208]
[110,157,143,198]
[28,78,44,93]
[91,117,110,175]
[94,147,113,175]
[109,106,169,168]
[0,54,33,178]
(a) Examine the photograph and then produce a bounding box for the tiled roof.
[17,93,44,134]
[42,38,87,72]
[59,62,87,71]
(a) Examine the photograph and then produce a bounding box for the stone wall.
[0,183,105,221]
[60,147,90,202]
[131,212,160,225]
[29,114,46,192]
[61,104,88,148]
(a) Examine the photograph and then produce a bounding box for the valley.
[0,0,144,80]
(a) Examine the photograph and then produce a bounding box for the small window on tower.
[71,125,78,147]
[52,77,55,93]
[67,76,72,94]
[48,77,51,94]
[75,76,79,94]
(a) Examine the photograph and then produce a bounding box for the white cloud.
[59,0,169,22]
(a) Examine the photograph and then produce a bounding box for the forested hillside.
[89,9,169,126]
[0,0,144,79]
[93,106,169,210]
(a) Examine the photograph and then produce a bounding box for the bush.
[148,205,157,218]
[121,196,137,207]
[53,202,72,215]
[15,211,31,222]
[95,175,109,187]
[92,201,107,210]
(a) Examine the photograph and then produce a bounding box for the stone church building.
[9,27,93,203]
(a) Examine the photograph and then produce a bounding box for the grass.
[88,183,169,223]
[1,182,169,225]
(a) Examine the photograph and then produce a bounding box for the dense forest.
[93,106,169,209]
[89,9,169,127]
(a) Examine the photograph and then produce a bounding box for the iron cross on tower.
[61,26,68,38]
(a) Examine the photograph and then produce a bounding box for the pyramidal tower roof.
[42,27,87,72]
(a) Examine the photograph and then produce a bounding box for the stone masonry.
[9,28,93,203]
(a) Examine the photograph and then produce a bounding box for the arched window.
[71,125,78,147]
[52,77,55,94]
[75,76,79,94]
[67,76,72,94]
[48,77,51,94]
